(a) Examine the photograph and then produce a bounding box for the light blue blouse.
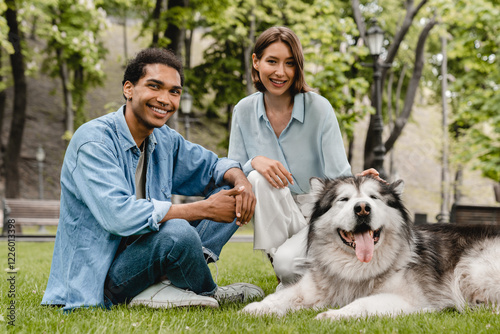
[228,91,352,195]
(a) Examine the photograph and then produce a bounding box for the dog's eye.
[338,197,349,202]
[370,195,378,200]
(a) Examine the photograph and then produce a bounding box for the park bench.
[2,198,60,235]
[450,204,500,226]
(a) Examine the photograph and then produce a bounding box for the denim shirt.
[228,92,351,195]
[41,106,239,310]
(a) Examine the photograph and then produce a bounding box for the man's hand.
[203,187,242,223]
[223,168,256,226]
[251,156,294,189]
[161,187,243,224]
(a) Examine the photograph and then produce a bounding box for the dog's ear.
[309,177,325,201]
[390,179,405,196]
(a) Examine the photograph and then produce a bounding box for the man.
[41,48,263,311]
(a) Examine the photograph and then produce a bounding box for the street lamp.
[365,19,387,180]
[36,145,47,233]
[180,90,193,141]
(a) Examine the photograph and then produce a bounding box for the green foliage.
[298,0,371,139]
[437,0,500,182]
[0,0,497,181]
[189,0,372,143]
[0,0,13,55]
[35,0,108,130]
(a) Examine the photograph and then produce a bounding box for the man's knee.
[156,219,202,257]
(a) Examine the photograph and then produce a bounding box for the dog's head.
[307,176,412,279]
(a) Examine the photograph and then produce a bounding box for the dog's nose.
[354,202,371,216]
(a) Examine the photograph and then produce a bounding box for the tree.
[96,0,134,64]
[351,0,438,170]
[0,0,13,159]
[38,0,107,138]
[4,0,27,198]
[189,0,372,153]
[442,0,500,184]
[297,0,371,159]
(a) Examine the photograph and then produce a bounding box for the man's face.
[123,63,182,131]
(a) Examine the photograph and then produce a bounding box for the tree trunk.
[386,70,396,180]
[56,48,74,137]
[0,47,5,151]
[352,0,430,168]
[244,8,256,95]
[347,137,354,164]
[438,34,450,223]
[164,0,184,57]
[184,28,192,69]
[4,0,28,198]
[383,16,437,154]
[225,104,234,154]
[123,8,128,63]
[151,0,162,47]
[74,65,86,129]
[453,167,463,204]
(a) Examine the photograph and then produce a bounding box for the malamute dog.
[243,176,500,319]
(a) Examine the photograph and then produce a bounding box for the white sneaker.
[214,283,265,303]
[129,280,219,309]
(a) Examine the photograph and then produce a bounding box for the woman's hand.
[356,168,388,183]
[251,156,294,189]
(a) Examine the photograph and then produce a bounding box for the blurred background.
[0,0,498,225]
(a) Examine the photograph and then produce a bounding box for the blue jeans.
[104,187,239,306]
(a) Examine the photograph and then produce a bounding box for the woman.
[228,26,377,287]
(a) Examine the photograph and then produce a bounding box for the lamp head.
[36,145,45,162]
[366,19,384,56]
[180,90,193,115]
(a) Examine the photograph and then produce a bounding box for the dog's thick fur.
[242,176,500,319]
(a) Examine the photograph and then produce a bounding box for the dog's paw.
[315,309,355,321]
[241,301,285,316]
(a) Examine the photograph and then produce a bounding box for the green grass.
[1,242,499,333]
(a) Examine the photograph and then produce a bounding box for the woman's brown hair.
[252,26,311,96]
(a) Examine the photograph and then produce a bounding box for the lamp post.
[180,90,193,141]
[365,19,387,180]
[36,145,47,233]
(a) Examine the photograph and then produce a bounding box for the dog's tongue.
[354,231,374,263]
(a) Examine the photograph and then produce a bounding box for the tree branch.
[385,15,437,153]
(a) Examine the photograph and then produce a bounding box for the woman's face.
[253,41,296,97]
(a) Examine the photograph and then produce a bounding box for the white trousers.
[248,171,314,285]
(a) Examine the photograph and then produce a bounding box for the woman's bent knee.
[272,250,299,285]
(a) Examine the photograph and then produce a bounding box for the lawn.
[1,241,499,333]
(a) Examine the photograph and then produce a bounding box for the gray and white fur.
[242,176,500,320]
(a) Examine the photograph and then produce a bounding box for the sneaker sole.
[128,299,219,309]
